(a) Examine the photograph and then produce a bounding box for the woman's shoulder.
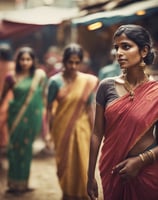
[99,76,118,87]
[78,72,99,90]
[97,76,122,95]
[35,68,46,78]
[48,72,62,82]
[48,72,63,88]
[5,73,15,86]
[79,71,98,83]
[6,72,15,81]
[148,79,158,88]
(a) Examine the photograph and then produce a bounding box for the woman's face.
[19,52,33,71]
[64,54,81,73]
[114,33,142,70]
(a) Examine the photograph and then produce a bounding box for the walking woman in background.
[0,47,47,194]
[47,43,98,200]
[0,44,15,168]
[87,24,158,200]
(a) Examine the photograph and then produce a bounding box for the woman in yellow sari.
[47,43,98,200]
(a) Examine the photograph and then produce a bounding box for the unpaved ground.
[0,138,103,200]
[0,157,63,200]
[0,139,63,200]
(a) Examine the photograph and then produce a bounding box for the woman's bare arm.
[88,103,105,180]
[0,77,13,105]
[87,103,105,200]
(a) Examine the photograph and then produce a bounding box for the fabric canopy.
[72,0,158,26]
[0,6,79,39]
[2,6,79,25]
[0,21,42,39]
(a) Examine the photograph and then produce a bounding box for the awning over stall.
[0,6,79,39]
[72,0,158,27]
[2,6,79,25]
[0,20,42,39]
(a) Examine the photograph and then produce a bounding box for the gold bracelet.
[139,153,145,162]
[146,151,154,163]
[148,149,156,162]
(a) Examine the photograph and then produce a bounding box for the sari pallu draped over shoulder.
[99,81,158,200]
[7,71,45,191]
[51,72,98,199]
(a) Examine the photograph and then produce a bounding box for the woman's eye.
[122,44,131,50]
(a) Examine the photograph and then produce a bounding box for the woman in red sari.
[87,24,158,200]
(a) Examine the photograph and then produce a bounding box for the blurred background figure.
[40,46,62,78]
[38,46,62,152]
[0,43,15,169]
[79,50,94,74]
[0,46,47,194]
[47,43,98,200]
[146,65,158,81]
[145,55,158,81]
[98,48,121,80]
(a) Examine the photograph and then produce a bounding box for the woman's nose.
[116,48,123,57]
[72,62,79,69]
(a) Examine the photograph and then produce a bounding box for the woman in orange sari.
[0,44,15,168]
[87,24,158,200]
[47,43,98,200]
[0,47,47,194]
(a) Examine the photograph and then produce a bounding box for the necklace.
[122,74,149,101]
[123,78,135,100]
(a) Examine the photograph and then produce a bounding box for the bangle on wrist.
[148,149,156,162]
[139,149,156,164]
[139,153,145,162]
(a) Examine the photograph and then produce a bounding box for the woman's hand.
[87,178,98,200]
[112,156,143,179]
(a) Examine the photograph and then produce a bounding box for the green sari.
[7,73,45,190]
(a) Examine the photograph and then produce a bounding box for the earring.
[140,60,146,68]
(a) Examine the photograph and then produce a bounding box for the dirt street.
[0,139,63,200]
[0,138,103,200]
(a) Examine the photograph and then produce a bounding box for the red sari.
[99,81,158,200]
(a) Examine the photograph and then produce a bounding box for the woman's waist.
[128,141,157,157]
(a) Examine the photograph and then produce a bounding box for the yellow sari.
[48,72,98,199]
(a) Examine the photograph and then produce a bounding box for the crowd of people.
[0,23,158,200]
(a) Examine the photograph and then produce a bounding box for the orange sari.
[99,81,158,200]
[0,61,14,148]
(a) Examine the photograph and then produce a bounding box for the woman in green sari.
[0,47,47,194]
